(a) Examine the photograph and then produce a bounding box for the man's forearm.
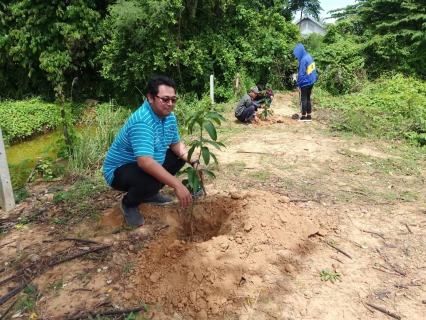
[170,141,196,164]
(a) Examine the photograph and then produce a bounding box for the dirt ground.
[1,93,426,320]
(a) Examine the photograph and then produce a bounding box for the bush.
[315,74,426,146]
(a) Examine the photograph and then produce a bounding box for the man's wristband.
[190,159,200,167]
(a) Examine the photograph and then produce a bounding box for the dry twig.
[365,302,401,319]
[324,241,352,259]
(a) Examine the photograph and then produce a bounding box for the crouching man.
[103,75,203,226]
[235,86,261,124]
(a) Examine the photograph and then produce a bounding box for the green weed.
[320,269,341,283]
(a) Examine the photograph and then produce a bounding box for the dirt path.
[1,93,426,319]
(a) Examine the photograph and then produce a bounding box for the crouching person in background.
[235,86,261,124]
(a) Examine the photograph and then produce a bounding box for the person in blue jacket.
[293,43,317,122]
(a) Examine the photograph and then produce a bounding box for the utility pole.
[0,126,15,215]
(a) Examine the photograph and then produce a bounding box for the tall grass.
[314,74,426,146]
[68,103,131,176]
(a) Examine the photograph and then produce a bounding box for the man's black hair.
[146,75,176,96]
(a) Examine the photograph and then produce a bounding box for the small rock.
[27,254,40,262]
[124,292,133,300]
[129,245,134,251]
[317,229,327,236]
[194,266,203,282]
[230,191,242,199]
[187,271,195,281]
[195,310,208,320]
[173,313,183,320]
[285,264,295,273]
[278,196,290,203]
[235,238,243,244]
[243,222,252,232]
[239,315,249,320]
[149,272,161,283]
[189,291,197,305]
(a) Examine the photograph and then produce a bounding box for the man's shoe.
[141,193,174,206]
[120,202,145,227]
[298,116,307,122]
[305,115,312,121]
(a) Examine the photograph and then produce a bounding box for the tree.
[0,0,109,100]
[99,0,300,105]
[329,0,426,78]
[289,0,322,22]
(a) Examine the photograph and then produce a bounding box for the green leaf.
[202,139,222,150]
[201,169,216,179]
[201,146,210,165]
[203,120,217,141]
[187,145,197,163]
[206,112,226,122]
[187,116,198,134]
[210,152,218,165]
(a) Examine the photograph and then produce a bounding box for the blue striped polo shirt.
[103,100,180,186]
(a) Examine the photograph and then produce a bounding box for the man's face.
[147,85,177,119]
[249,91,258,99]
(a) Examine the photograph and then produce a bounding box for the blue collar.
[143,100,162,122]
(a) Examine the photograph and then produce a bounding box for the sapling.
[258,90,274,119]
[178,101,226,240]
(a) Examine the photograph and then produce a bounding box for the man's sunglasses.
[155,95,178,104]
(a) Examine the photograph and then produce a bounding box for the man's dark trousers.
[111,149,185,207]
[300,84,314,115]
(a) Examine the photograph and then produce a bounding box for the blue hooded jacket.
[293,43,317,88]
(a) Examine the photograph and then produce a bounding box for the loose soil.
[1,93,426,320]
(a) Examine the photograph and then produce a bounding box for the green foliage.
[99,0,300,105]
[289,0,323,21]
[14,188,30,203]
[0,0,105,100]
[329,0,426,79]
[0,98,60,145]
[180,96,226,195]
[315,74,426,146]
[320,268,341,283]
[258,91,274,119]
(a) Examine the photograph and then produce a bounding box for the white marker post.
[210,75,214,110]
[0,126,15,215]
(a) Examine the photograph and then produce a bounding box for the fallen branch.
[64,306,146,320]
[324,241,352,259]
[289,199,311,203]
[376,247,406,276]
[340,189,367,196]
[0,240,15,249]
[0,297,19,320]
[330,255,344,264]
[0,245,111,306]
[365,302,401,320]
[373,266,400,276]
[60,238,99,244]
[0,283,27,306]
[70,288,92,292]
[49,245,111,267]
[236,151,268,155]
[405,223,413,234]
[362,229,385,239]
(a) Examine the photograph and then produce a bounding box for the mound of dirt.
[99,189,320,319]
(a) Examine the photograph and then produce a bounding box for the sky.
[319,0,357,21]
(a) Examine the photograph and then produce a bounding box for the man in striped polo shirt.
[103,76,203,226]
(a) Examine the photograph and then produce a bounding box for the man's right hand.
[174,183,192,207]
